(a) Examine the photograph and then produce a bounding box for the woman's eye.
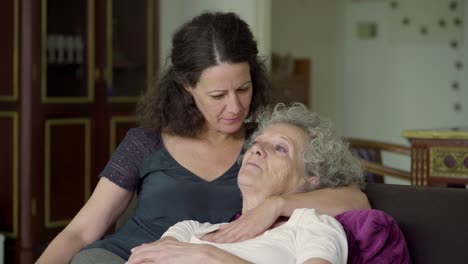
[274,145,287,153]
[211,94,224,99]
[237,87,250,93]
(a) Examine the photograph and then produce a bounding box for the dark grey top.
[85,127,246,260]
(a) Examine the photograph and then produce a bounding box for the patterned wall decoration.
[386,0,465,113]
[387,0,464,43]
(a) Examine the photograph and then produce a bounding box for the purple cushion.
[335,209,410,264]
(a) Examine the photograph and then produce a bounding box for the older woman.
[127,103,364,264]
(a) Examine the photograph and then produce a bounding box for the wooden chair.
[346,138,411,183]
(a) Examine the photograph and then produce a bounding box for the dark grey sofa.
[117,183,468,264]
[364,183,468,264]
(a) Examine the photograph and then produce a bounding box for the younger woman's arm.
[203,185,369,243]
[36,178,133,264]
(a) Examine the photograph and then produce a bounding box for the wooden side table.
[402,128,468,186]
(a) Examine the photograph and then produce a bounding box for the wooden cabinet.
[271,58,311,107]
[402,128,468,186]
[0,1,159,263]
[0,1,20,263]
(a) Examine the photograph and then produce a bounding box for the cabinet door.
[0,0,19,101]
[1,1,21,263]
[42,0,94,102]
[108,0,158,101]
[37,0,96,248]
[1,1,158,262]
[98,0,159,161]
[30,0,158,262]
[0,0,19,240]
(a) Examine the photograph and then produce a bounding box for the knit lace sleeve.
[99,127,160,191]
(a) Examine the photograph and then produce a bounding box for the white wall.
[159,0,271,70]
[160,1,467,142]
[337,0,468,141]
[336,0,467,184]
[271,0,467,184]
[271,0,339,122]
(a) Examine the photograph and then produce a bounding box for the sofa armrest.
[364,183,468,264]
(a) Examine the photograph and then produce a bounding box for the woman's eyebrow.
[208,81,251,93]
[277,135,294,147]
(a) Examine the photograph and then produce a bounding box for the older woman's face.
[238,123,309,196]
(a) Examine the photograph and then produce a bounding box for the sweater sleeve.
[161,221,214,242]
[99,127,160,192]
[294,209,348,264]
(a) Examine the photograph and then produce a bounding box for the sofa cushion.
[364,183,468,264]
[336,209,410,264]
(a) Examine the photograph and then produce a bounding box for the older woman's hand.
[127,237,204,264]
[127,237,251,264]
[202,196,283,243]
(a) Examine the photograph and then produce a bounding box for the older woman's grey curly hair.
[249,103,364,191]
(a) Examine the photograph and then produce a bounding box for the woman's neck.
[164,125,246,146]
[198,125,246,145]
[241,191,268,213]
[241,192,289,229]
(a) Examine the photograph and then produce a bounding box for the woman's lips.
[246,161,261,170]
[223,116,241,124]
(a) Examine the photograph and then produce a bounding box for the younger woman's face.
[186,62,252,135]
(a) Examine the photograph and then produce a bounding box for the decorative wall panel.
[0,112,18,237]
[0,0,19,100]
[109,116,137,156]
[44,118,91,228]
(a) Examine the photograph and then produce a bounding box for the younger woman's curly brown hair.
[137,12,271,137]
